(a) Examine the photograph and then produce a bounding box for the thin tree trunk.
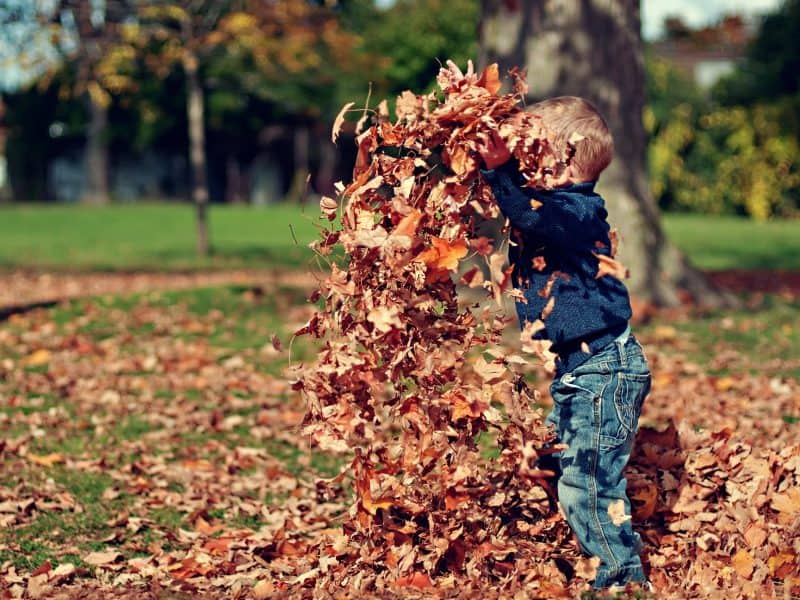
[479,0,732,308]
[288,124,310,203]
[84,95,110,205]
[226,155,244,204]
[316,136,337,197]
[183,50,210,256]
[0,98,9,203]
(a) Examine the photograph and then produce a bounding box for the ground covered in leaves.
[0,281,798,598]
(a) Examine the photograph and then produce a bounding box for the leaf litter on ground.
[0,62,798,597]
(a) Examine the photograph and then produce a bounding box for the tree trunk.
[83,95,110,205]
[316,135,337,197]
[183,50,210,256]
[479,0,731,308]
[288,124,310,203]
[0,97,9,203]
[226,155,244,204]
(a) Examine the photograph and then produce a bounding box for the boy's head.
[526,96,614,183]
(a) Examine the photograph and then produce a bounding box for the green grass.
[0,202,324,271]
[640,293,800,379]
[662,213,800,271]
[1,203,799,272]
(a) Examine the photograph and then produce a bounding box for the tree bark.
[183,50,210,256]
[0,97,9,203]
[83,94,110,205]
[479,0,731,307]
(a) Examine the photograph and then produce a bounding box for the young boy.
[479,96,652,590]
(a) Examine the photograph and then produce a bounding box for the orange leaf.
[445,490,471,510]
[731,549,754,579]
[393,209,423,238]
[202,537,233,555]
[21,349,51,366]
[392,572,433,590]
[416,237,468,272]
[768,552,796,578]
[27,453,64,468]
[593,252,628,280]
[477,63,502,95]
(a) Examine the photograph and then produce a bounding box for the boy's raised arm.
[482,167,609,250]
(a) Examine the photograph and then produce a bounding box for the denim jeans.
[545,332,651,589]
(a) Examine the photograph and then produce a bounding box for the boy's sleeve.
[481,167,609,250]
[481,166,545,234]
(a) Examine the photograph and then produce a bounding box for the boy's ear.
[551,164,575,187]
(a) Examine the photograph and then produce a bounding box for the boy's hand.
[477,130,512,170]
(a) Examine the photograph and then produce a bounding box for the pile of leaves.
[294,62,595,593]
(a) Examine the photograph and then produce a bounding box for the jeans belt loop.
[615,324,631,367]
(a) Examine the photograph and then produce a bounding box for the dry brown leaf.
[331,101,355,143]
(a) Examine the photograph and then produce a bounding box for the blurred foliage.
[345,0,479,97]
[4,0,798,218]
[646,0,800,219]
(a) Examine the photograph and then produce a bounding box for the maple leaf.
[416,237,468,273]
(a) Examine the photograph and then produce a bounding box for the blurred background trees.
[0,1,796,243]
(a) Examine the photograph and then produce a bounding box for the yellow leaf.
[768,552,796,578]
[21,349,51,367]
[731,549,754,579]
[27,453,64,468]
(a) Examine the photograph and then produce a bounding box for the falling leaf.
[416,237,468,272]
[541,296,555,320]
[593,252,628,280]
[574,556,600,580]
[331,101,355,143]
[476,63,502,94]
[607,499,631,526]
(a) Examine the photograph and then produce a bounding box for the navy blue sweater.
[481,163,632,374]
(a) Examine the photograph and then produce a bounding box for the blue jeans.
[546,333,651,589]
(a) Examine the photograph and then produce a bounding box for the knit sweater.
[481,163,632,375]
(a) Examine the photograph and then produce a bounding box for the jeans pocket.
[600,372,650,448]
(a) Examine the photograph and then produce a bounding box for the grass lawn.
[0,203,323,271]
[1,203,798,272]
[661,213,800,271]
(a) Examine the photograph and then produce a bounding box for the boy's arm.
[482,167,609,249]
[481,166,546,233]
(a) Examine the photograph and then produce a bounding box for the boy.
[479,96,652,590]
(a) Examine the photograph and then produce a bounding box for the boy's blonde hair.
[527,96,614,181]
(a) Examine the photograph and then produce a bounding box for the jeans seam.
[590,387,619,576]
